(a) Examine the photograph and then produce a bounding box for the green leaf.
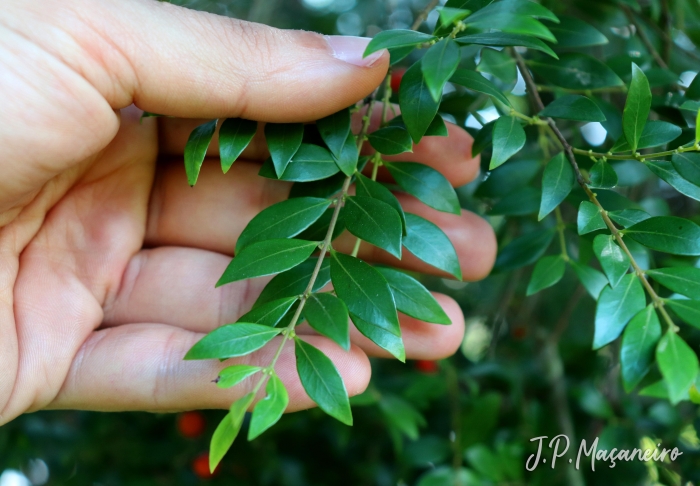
[468,14,556,43]
[437,7,471,29]
[330,252,400,336]
[236,198,331,253]
[422,38,461,102]
[355,173,406,232]
[622,63,651,153]
[593,235,630,288]
[280,144,340,182]
[333,132,359,176]
[666,300,700,327]
[368,127,413,155]
[680,100,700,112]
[489,186,541,216]
[621,305,661,392]
[570,261,608,299]
[185,324,282,360]
[400,60,440,144]
[608,208,651,228]
[647,267,700,300]
[376,267,451,324]
[477,48,517,85]
[317,108,351,159]
[184,120,217,186]
[450,69,510,106]
[217,239,319,286]
[351,313,406,361]
[254,258,331,309]
[526,255,566,296]
[686,73,700,100]
[344,196,403,258]
[528,54,623,90]
[295,338,353,425]
[216,365,262,389]
[403,213,462,279]
[538,152,575,220]
[455,33,558,59]
[472,120,495,156]
[593,274,646,349]
[297,207,346,242]
[248,374,288,440]
[209,392,255,472]
[672,152,700,186]
[645,160,700,202]
[304,293,350,350]
[547,15,608,47]
[610,121,681,152]
[577,201,606,235]
[490,116,526,169]
[466,0,558,23]
[494,229,555,273]
[589,161,618,189]
[378,395,426,440]
[657,332,699,404]
[237,297,299,327]
[265,123,304,177]
[364,30,436,57]
[539,95,606,122]
[289,172,346,199]
[219,118,257,173]
[384,162,460,214]
[389,45,416,65]
[425,114,449,137]
[624,216,700,256]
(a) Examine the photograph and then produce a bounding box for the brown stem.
[411,0,440,30]
[622,5,669,70]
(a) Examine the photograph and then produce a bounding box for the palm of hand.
[0,0,495,425]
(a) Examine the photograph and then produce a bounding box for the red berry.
[415,360,439,374]
[192,452,219,479]
[511,326,528,340]
[390,69,406,93]
[177,411,206,438]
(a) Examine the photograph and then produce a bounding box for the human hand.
[0,0,495,424]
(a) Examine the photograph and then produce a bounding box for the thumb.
[95,0,389,121]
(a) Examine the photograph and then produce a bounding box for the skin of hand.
[0,0,496,425]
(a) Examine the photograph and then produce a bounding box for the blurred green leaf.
[611,121,681,152]
[647,267,700,300]
[539,95,606,122]
[526,255,565,295]
[456,32,558,58]
[529,54,623,90]
[570,261,608,299]
[672,152,700,186]
[645,160,700,202]
[666,300,700,327]
[450,69,510,106]
[589,161,618,189]
[547,15,608,47]
[494,228,555,272]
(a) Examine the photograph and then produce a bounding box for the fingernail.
[325,35,385,67]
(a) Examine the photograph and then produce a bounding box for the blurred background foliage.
[3,0,700,484]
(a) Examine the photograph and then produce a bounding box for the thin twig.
[411,0,440,30]
[512,50,677,331]
[622,5,669,70]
